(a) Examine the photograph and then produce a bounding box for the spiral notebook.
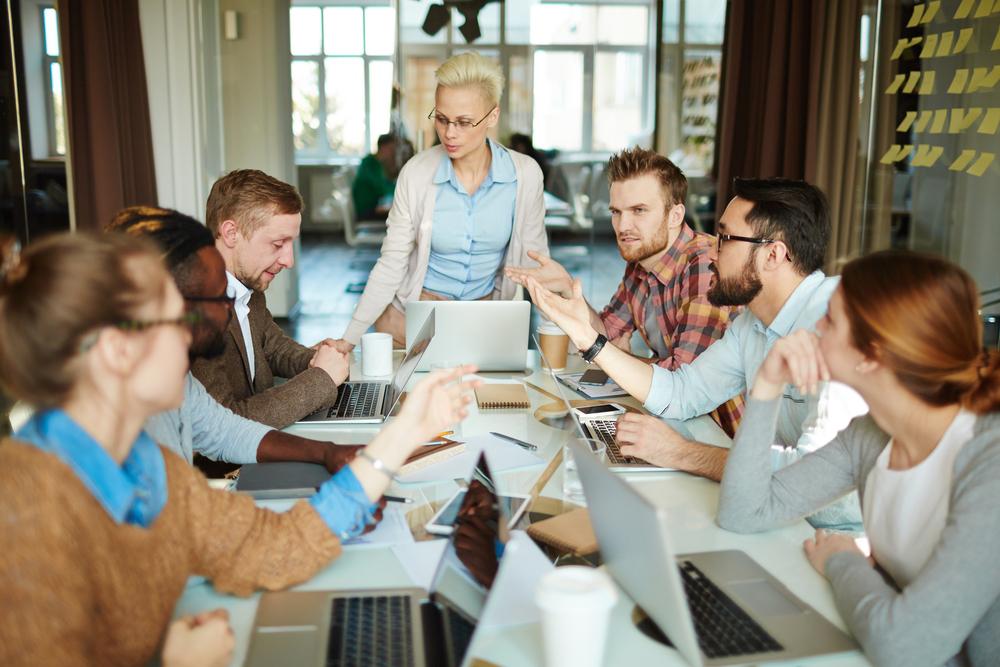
[475,384,531,409]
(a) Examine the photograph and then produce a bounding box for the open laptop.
[570,439,858,665]
[245,453,513,667]
[533,333,661,472]
[299,311,435,424]
[405,301,529,371]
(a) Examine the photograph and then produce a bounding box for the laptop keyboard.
[328,382,382,419]
[588,419,647,465]
[679,560,784,658]
[326,595,414,667]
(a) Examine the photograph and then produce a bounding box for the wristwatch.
[581,333,608,363]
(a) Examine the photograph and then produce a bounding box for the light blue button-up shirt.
[644,271,869,530]
[423,139,517,300]
[15,410,169,527]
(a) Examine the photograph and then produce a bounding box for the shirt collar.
[432,139,516,187]
[761,270,828,337]
[639,223,696,285]
[226,271,252,308]
[14,410,168,527]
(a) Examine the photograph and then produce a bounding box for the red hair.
[840,250,999,414]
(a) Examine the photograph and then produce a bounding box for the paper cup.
[537,321,569,371]
[535,566,618,667]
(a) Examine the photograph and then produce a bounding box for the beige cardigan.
[343,143,549,345]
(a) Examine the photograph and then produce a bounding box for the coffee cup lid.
[535,566,618,611]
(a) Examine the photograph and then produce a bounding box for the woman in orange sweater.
[0,232,477,666]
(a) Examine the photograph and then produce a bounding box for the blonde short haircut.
[434,52,505,107]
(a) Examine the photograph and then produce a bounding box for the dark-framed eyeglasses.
[716,232,777,253]
[183,292,237,308]
[78,312,202,352]
[427,105,497,132]
[114,311,202,332]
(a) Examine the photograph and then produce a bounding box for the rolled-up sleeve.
[187,375,269,464]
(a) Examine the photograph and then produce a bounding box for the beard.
[708,254,763,307]
[189,325,227,360]
[618,223,670,263]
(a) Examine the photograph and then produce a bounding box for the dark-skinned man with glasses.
[106,207,363,478]
[522,178,869,531]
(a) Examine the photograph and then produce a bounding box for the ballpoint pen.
[384,495,414,504]
[489,431,538,451]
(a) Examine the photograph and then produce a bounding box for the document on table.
[396,433,544,484]
[343,504,415,548]
[556,371,628,399]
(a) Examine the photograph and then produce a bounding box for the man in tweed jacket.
[191,170,349,429]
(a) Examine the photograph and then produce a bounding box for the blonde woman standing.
[333,51,548,349]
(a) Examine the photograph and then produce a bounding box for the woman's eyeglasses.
[427,106,496,132]
[78,312,202,352]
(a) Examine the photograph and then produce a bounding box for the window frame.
[40,4,65,158]
[291,0,394,160]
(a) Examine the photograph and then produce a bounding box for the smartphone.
[572,403,627,420]
[424,488,531,536]
[579,368,609,386]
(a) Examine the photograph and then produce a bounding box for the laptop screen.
[385,310,436,409]
[428,452,510,623]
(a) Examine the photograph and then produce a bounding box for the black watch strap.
[582,333,608,363]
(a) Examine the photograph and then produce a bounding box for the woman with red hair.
[718,250,1000,666]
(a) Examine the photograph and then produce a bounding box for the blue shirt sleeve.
[643,315,749,418]
[309,466,381,540]
[186,375,269,464]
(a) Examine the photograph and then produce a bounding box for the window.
[657,0,726,176]
[290,3,395,158]
[42,6,65,157]
[397,0,655,154]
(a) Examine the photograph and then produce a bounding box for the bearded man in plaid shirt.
[507,147,743,437]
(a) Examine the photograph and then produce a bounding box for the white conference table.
[173,350,870,667]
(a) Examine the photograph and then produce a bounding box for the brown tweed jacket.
[191,290,338,428]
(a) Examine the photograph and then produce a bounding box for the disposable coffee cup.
[537,321,569,371]
[361,332,393,376]
[535,566,618,667]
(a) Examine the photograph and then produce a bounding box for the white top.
[863,409,976,587]
[226,271,255,383]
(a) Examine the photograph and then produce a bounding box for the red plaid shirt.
[599,224,744,436]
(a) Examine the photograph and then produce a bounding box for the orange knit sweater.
[0,438,343,666]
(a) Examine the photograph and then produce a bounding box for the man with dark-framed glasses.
[522,178,868,530]
[106,206,362,477]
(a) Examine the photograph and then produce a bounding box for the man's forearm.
[587,305,608,339]
[674,440,730,482]
[256,430,332,465]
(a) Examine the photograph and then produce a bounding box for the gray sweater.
[717,397,1000,667]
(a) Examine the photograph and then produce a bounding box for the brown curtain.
[58,0,157,232]
[804,0,863,270]
[715,0,864,273]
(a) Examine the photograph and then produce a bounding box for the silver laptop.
[533,333,661,472]
[299,311,435,424]
[570,439,858,665]
[405,300,529,371]
[245,453,512,667]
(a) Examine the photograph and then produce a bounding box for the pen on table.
[489,431,538,451]
[384,495,414,504]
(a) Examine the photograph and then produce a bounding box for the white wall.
[218,0,299,315]
[139,0,225,220]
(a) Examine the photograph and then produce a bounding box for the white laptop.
[570,438,858,665]
[298,311,434,424]
[405,300,529,371]
[245,452,516,667]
